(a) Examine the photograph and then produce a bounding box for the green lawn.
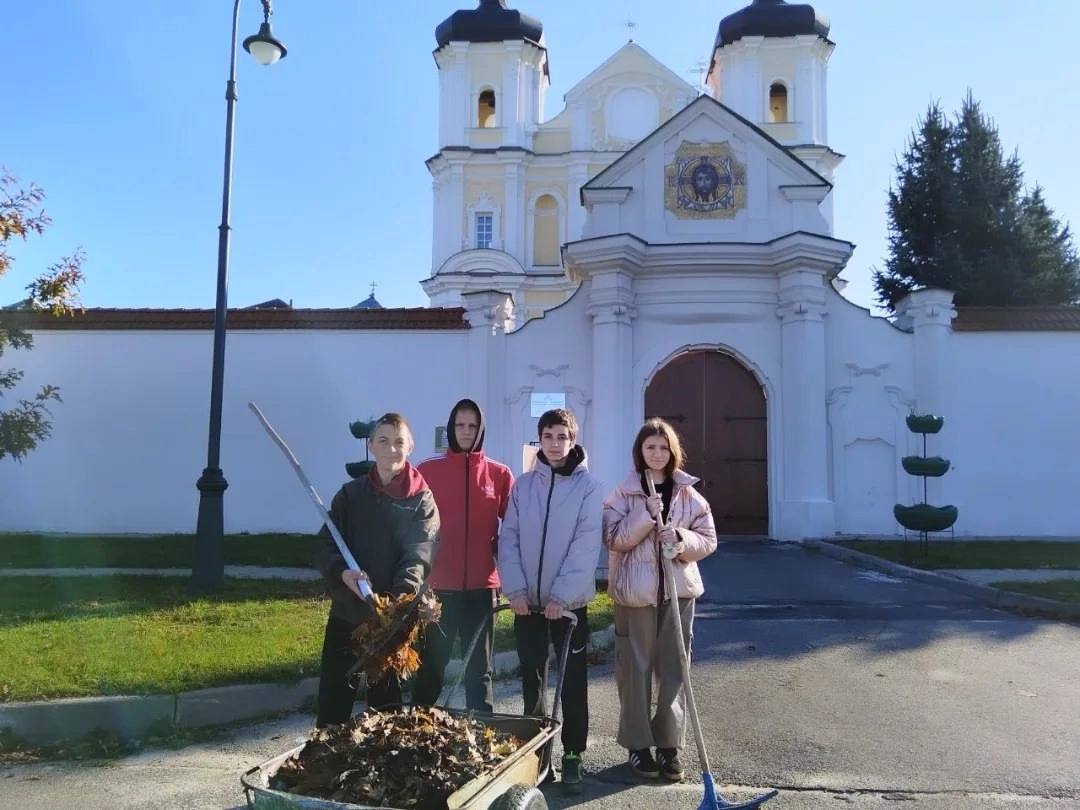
[0,577,614,703]
[834,540,1080,570]
[990,580,1080,605]
[0,533,320,569]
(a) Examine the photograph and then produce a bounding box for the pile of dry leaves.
[271,707,522,809]
[350,590,442,682]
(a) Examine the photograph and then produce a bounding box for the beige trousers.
[613,598,695,751]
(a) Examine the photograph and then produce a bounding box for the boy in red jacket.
[413,399,514,711]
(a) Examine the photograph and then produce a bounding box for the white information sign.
[530,392,566,418]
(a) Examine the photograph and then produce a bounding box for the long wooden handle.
[248,402,375,603]
[645,475,711,775]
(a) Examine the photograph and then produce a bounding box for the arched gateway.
[645,350,768,535]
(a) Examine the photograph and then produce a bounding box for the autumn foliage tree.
[1,171,85,461]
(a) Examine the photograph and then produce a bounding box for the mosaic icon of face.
[692,161,720,202]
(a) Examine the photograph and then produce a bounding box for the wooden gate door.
[644,351,768,535]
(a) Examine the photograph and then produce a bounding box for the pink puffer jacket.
[602,469,717,608]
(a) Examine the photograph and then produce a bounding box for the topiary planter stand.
[895,414,958,554]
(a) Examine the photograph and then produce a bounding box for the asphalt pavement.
[3,541,1078,809]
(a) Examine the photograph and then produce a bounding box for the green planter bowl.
[901,456,951,477]
[345,460,375,479]
[906,414,944,434]
[350,420,376,440]
[893,503,959,532]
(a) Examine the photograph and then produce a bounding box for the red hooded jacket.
[418,399,514,591]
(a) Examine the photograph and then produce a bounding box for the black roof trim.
[716,0,830,49]
[583,94,831,195]
[436,1,543,49]
[564,230,855,251]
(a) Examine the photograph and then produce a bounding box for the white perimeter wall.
[0,329,468,534]
[945,332,1080,537]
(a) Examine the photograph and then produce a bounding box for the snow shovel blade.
[703,773,779,810]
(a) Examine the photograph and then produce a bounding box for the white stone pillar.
[896,288,957,505]
[448,163,465,256]
[587,271,636,492]
[462,291,514,465]
[503,163,524,262]
[567,162,590,243]
[776,268,834,540]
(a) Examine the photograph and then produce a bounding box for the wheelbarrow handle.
[443,602,578,725]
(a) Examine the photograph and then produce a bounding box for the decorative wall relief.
[664,141,747,219]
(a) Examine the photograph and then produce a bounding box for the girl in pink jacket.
[602,418,717,782]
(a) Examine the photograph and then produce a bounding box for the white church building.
[4,0,1079,540]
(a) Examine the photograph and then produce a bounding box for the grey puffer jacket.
[497,446,604,611]
[602,469,717,608]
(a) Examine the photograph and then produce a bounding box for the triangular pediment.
[564,42,695,102]
[580,95,834,243]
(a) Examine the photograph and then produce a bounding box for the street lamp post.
[192,0,287,593]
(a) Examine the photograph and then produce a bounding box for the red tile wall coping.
[952,306,1080,332]
[2,307,469,331]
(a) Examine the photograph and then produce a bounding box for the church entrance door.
[644,350,768,535]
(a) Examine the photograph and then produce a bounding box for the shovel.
[248,401,377,609]
[645,474,778,810]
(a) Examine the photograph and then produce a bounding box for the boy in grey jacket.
[498,408,603,790]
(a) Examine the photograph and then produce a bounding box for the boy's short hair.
[537,408,578,442]
[374,412,414,444]
[631,417,685,476]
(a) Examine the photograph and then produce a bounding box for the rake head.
[701,773,779,810]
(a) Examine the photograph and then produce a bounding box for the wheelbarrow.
[241,605,577,810]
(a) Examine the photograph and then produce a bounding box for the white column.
[896,288,957,506]
[567,162,590,242]
[503,163,524,262]
[502,45,523,148]
[462,291,514,464]
[587,271,636,492]
[776,268,834,540]
[448,163,465,254]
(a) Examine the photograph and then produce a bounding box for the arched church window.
[769,82,788,123]
[532,195,559,266]
[478,89,497,128]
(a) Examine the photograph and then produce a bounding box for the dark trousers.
[316,613,401,727]
[514,607,590,753]
[412,588,497,712]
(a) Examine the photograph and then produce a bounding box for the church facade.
[4,0,1079,540]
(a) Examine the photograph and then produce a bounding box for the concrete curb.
[802,539,1080,622]
[0,627,617,746]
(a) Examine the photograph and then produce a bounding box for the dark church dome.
[716,0,830,48]
[435,0,543,49]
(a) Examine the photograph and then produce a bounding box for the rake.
[645,474,778,810]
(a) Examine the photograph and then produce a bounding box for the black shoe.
[628,748,660,778]
[656,748,685,782]
[561,750,583,790]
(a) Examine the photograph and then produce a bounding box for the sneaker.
[656,748,685,782]
[628,748,660,778]
[561,750,583,790]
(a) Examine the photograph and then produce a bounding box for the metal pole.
[193,0,244,593]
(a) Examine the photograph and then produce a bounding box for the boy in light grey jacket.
[498,408,603,791]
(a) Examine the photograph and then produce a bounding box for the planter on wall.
[345,461,375,479]
[347,419,377,479]
[894,503,959,533]
[894,413,958,541]
[906,414,944,434]
[901,456,951,477]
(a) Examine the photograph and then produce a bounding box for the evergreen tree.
[1018,186,1080,305]
[875,103,956,308]
[875,93,1080,311]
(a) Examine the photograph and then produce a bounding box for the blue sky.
[3,0,1078,313]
